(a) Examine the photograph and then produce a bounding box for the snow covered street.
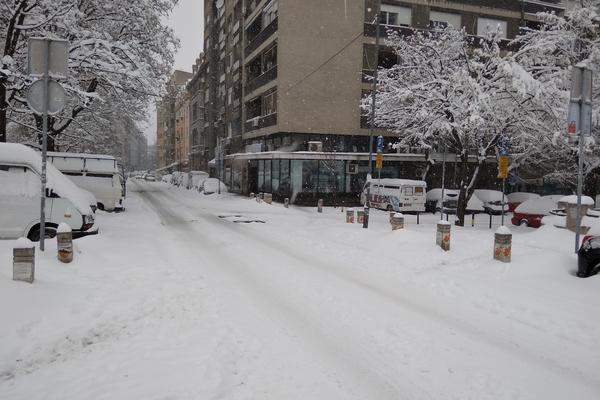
[1,181,599,400]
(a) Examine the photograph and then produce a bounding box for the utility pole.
[364,0,381,229]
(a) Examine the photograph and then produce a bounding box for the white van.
[361,179,427,212]
[47,151,124,211]
[0,143,95,241]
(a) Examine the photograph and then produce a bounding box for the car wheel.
[386,204,394,211]
[28,225,57,242]
[519,219,529,227]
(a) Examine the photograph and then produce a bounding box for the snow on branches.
[366,25,557,225]
[0,0,179,152]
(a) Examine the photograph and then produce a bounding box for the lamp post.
[364,0,382,229]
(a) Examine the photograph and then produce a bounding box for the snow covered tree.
[367,27,557,225]
[510,0,600,191]
[0,0,178,151]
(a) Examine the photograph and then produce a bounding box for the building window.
[477,17,507,39]
[379,5,411,27]
[262,89,277,116]
[262,44,277,72]
[263,0,278,27]
[429,11,461,29]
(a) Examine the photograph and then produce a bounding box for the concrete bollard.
[391,213,404,230]
[494,226,512,263]
[357,209,365,224]
[346,208,355,223]
[13,237,35,283]
[257,192,263,203]
[284,198,290,208]
[57,223,73,263]
[264,193,273,204]
[436,220,451,251]
[250,192,255,198]
[389,211,395,223]
[317,199,323,213]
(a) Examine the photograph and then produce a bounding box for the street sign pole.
[569,66,592,253]
[27,37,69,250]
[40,39,50,251]
[440,142,446,221]
[364,0,382,229]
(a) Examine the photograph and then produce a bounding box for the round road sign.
[26,79,68,115]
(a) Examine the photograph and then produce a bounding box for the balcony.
[246,66,277,94]
[246,18,278,57]
[245,113,277,132]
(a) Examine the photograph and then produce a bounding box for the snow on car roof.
[370,178,426,186]
[426,188,459,201]
[474,189,506,202]
[0,143,92,215]
[515,195,560,215]
[46,151,116,160]
[559,195,594,206]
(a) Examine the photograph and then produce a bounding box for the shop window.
[258,159,264,191]
[272,159,280,193]
[318,160,346,193]
[264,159,272,192]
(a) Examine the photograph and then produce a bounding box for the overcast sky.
[143,0,204,145]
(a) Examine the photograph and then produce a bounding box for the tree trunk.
[0,81,6,142]
[456,155,484,226]
[455,152,470,226]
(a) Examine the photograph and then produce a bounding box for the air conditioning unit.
[307,141,323,152]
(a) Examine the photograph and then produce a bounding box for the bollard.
[57,223,73,263]
[264,193,273,204]
[389,211,395,224]
[471,213,475,227]
[494,226,512,263]
[391,213,404,231]
[416,212,420,225]
[346,208,355,223]
[284,198,290,208]
[250,192,255,198]
[436,221,451,251]
[357,209,365,224]
[317,199,323,213]
[13,237,35,283]
[257,192,263,203]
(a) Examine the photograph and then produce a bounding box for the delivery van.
[0,143,95,241]
[361,178,427,212]
[47,151,124,211]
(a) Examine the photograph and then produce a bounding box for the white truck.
[0,143,95,241]
[47,151,124,211]
[361,178,427,212]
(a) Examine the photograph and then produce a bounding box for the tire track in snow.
[139,186,600,399]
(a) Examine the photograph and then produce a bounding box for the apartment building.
[188,54,207,171]
[196,0,564,202]
[156,69,193,170]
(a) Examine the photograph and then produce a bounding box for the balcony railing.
[246,66,277,93]
[246,18,278,57]
[245,113,277,132]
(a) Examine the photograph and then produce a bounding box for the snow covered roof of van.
[0,143,92,215]
[369,178,426,186]
[46,151,116,160]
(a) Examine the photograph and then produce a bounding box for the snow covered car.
[161,174,172,183]
[0,143,95,241]
[202,178,228,194]
[425,188,459,213]
[187,170,209,190]
[511,195,563,228]
[506,192,540,212]
[474,189,508,215]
